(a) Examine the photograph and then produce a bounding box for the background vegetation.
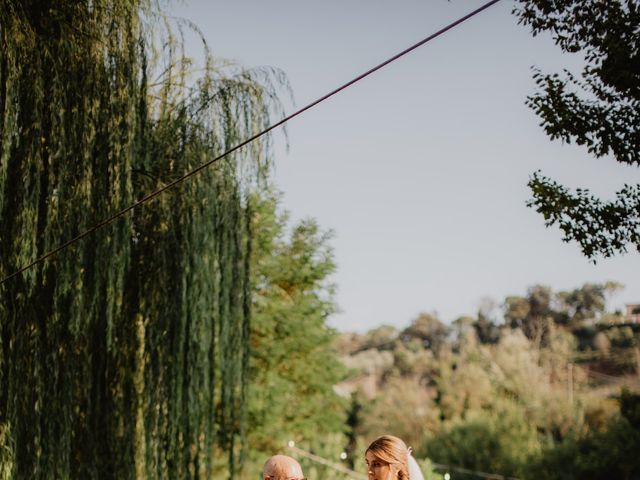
[0,1,283,477]
[1,1,638,479]
[336,283,640,480]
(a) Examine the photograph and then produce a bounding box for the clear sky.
[169,0,640,332]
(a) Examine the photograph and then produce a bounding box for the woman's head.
[365,435,409,480]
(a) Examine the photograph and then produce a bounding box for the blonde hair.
[366,435,410,480]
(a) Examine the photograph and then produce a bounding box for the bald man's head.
[262,455,304,480]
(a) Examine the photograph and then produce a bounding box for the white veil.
[407,448,425,480]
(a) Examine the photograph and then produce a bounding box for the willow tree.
[0,1,282,478]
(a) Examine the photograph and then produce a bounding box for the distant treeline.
[333,283,640,480]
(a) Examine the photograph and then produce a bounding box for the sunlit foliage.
[0,1,283,477]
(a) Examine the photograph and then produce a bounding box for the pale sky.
[169,0,640,332]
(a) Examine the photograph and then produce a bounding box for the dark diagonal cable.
[1,0,501,286]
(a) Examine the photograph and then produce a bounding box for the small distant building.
[626,304,640,324]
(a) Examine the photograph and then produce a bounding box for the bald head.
[262,455,304,480]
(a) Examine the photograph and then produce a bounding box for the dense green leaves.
[243,192,346,478]
[401,313,449,352]
[425,403,539,479]
[527,174,640,258]
[0,2,282,478]
[529,390,640,480]
[513,0,640,259]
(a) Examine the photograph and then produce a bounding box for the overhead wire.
[0,0,502,286]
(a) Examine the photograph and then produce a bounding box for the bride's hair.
[366,435,410,480]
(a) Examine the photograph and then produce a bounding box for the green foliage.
[401,312,449,351]
[557,282,622,326]
[528,390,640,480]
[473,316,501,345]
[340,281,640,479]
[242,191,346,478]
[417,458,445,480]
[358,376,439,450]
[513,0,640,259]
[503,282,621,345]
[362,325,399,351]
[424,403,539,479]
[504,285,555,343]
[0,2,283,478]
[0,422,13,480]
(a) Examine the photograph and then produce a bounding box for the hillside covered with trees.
[335,283,640,479]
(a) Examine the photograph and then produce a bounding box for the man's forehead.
[270,463,300,475]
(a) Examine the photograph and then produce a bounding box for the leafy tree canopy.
[244,191,346,478]
[0,2,284,477]
[513,0,640,259]
[401,312,449,351]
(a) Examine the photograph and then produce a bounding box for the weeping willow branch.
[0,1,285,478]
